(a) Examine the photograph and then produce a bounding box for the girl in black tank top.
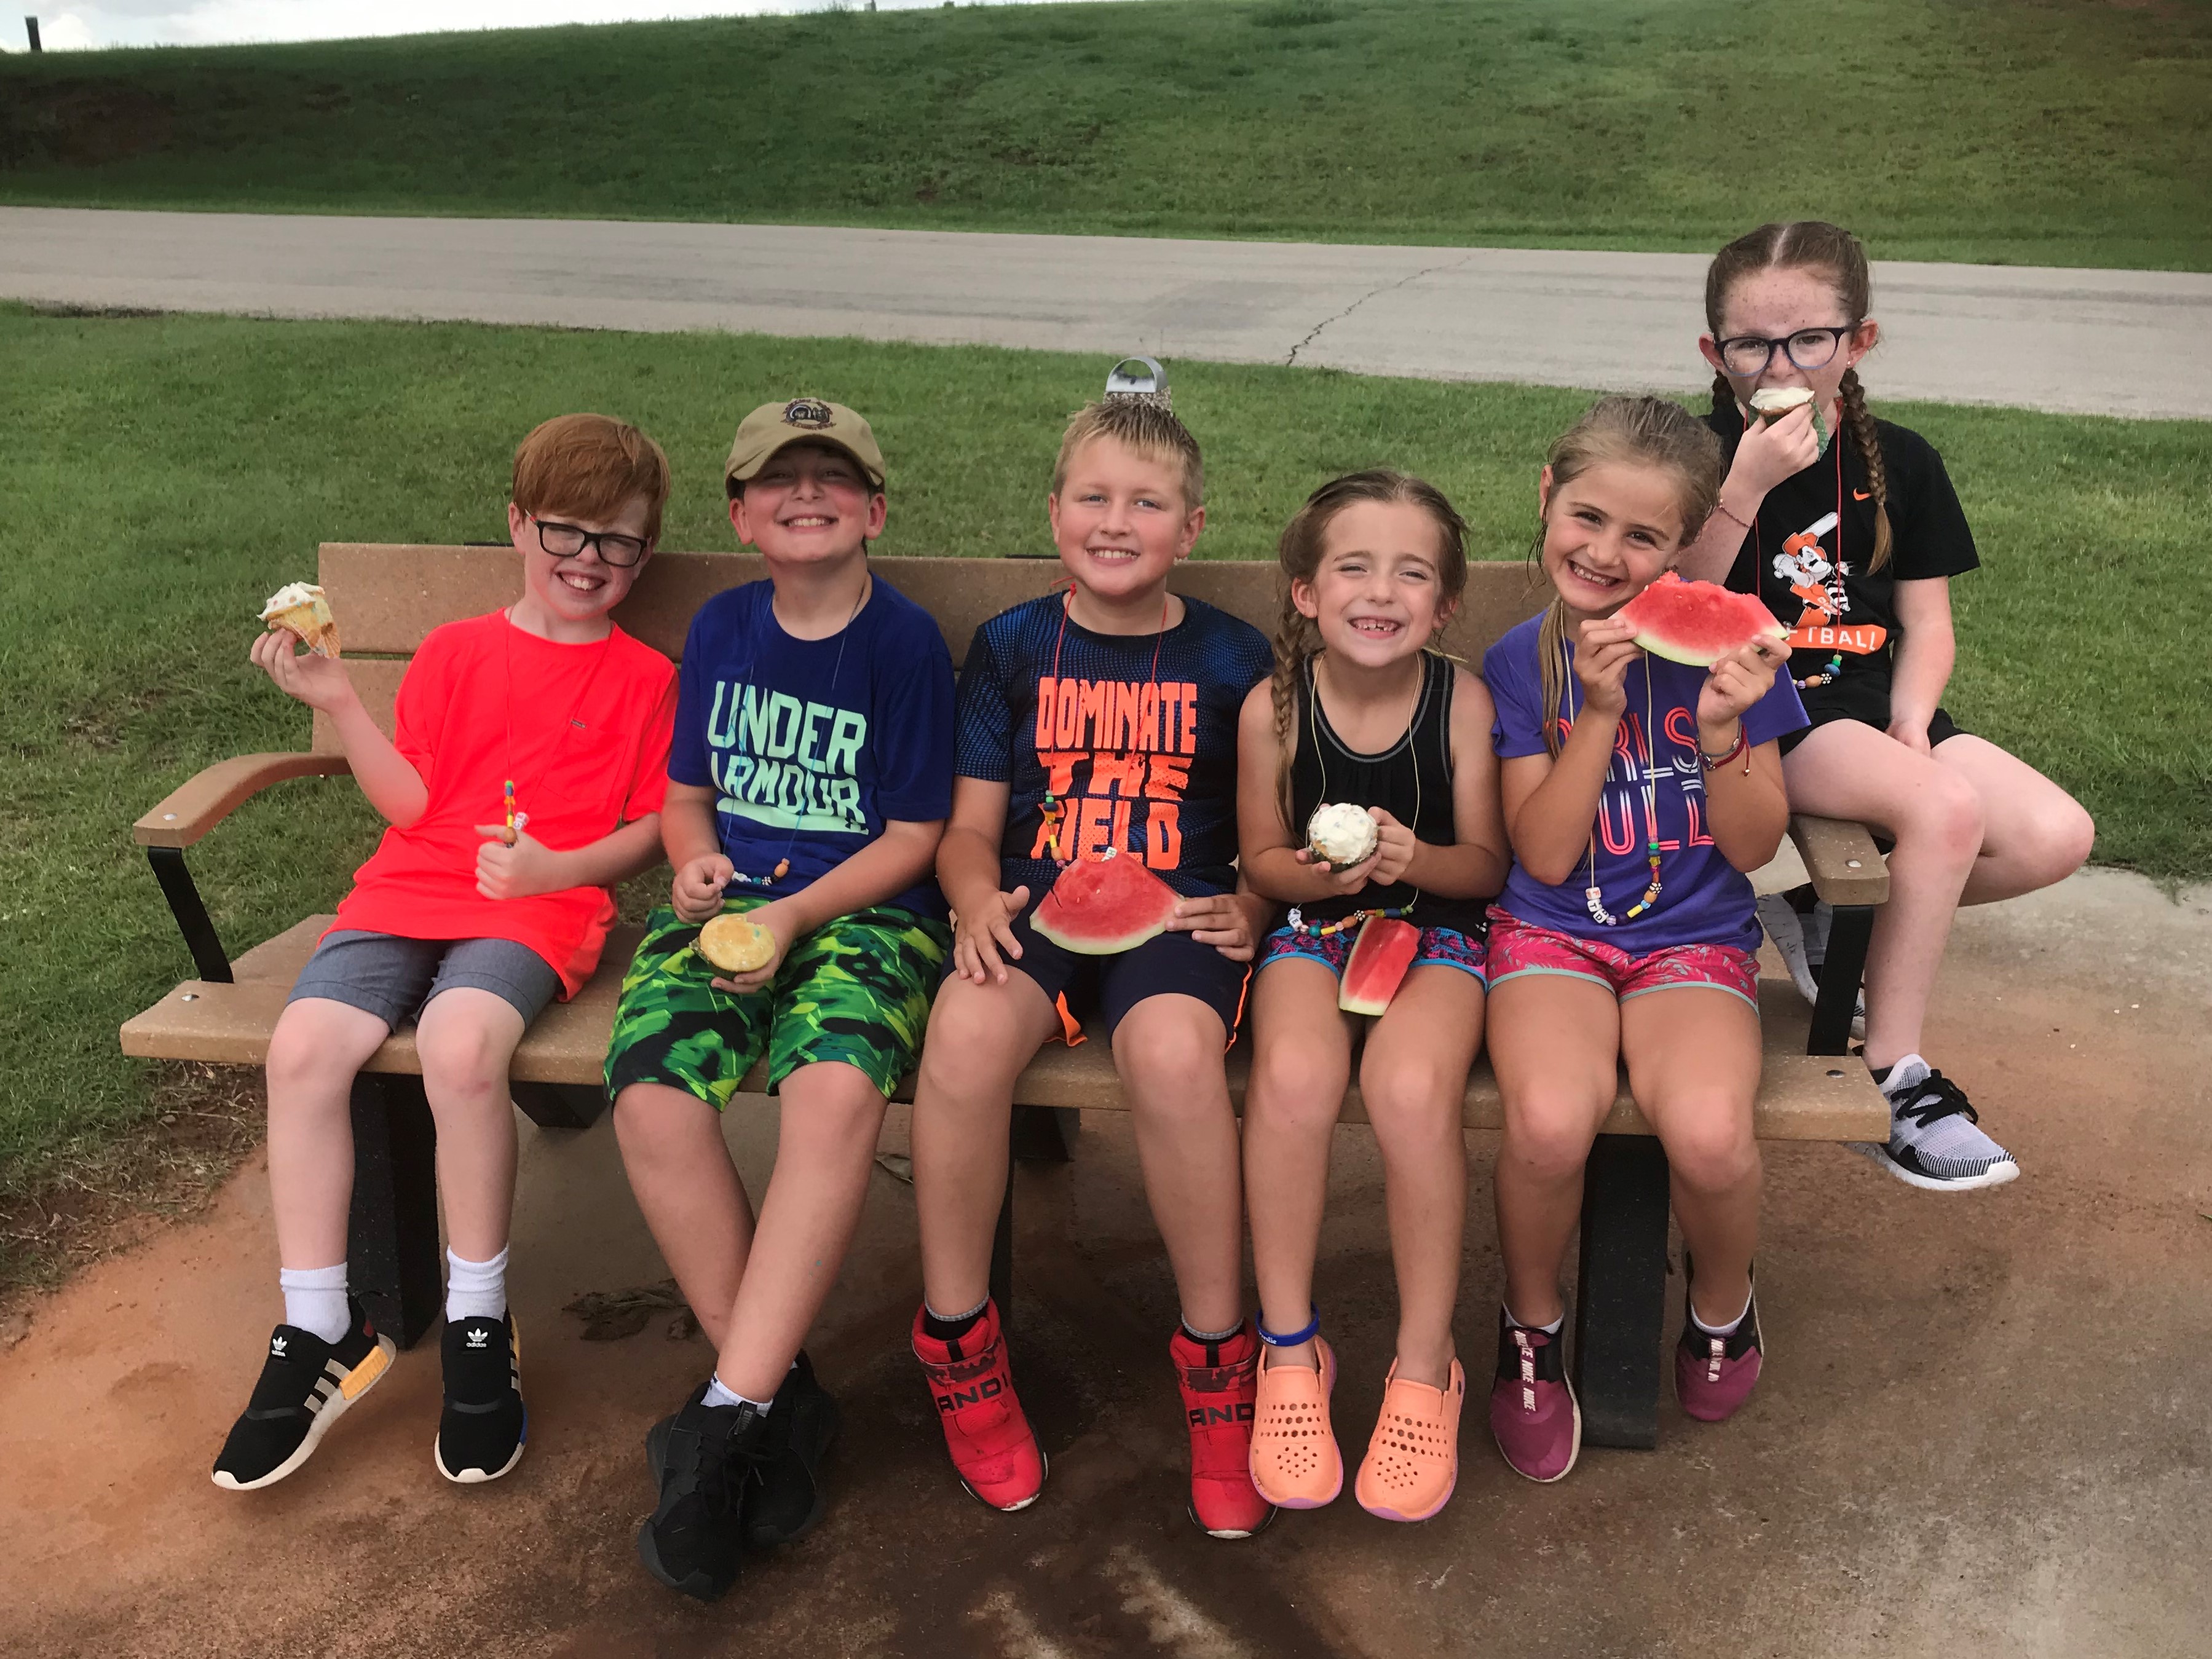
[1234,471,1509,1521]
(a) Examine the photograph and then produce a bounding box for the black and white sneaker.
[435,1312,527,1484]
[1758,886,1866,1039]
[211,1298,395,1491]
[1855,1055,2020,1191]
[637,1381,768,1602]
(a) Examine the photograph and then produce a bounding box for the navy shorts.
[990,902,1252,1046]
[288,930,561,1030]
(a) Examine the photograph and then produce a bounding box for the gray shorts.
[288,931,561,1031]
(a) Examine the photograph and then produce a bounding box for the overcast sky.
[9,0,1094,52]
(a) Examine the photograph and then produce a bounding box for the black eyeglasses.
[531,516,649,568]
[1715,326,1858,379]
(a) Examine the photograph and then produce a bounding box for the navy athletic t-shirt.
[955,591,1274,900]
[670,574,955,920]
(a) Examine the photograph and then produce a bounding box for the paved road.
[6,207,2208,419]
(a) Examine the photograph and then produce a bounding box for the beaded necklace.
[1562,629,1667,928]
[1284,653,1424,940]
[1036,581,1169,864]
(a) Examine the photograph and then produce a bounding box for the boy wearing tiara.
[605,399,955,1601]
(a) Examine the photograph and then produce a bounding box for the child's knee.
[265,1003,367,1098]
[1662,1110,1760,1197]
[416,1012,510,1098]
[918,980,1037,1085]
[1906,770,1985,862]
[612,1082,709,1161]
[1500,1098,1600,1184]
[2034,794,2097,881]
[1246,1038,1346,1132]
[1359,1045,1468,1130]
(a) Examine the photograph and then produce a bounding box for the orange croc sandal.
[1355,1357,1465,1522]
[1248,1336,1341,1509]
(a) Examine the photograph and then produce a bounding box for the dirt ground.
[2,867,2206,1659]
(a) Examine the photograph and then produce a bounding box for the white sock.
[1691,1290,1753,1338]
[703,1373,774,1413]
[279,1263,350,1345]
[444,1246,509,1323]
[1505,1304,1565,1337]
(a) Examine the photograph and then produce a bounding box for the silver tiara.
[1104,355,1171,410]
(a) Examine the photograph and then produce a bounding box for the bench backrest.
[312,543,1552,748]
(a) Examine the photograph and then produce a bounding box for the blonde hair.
[1531,397,1725,757]
[1268,470,1469,828]
[1052,396,1205,509]
[1705,219,1892,573]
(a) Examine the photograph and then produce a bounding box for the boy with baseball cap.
[604,398,955,1601]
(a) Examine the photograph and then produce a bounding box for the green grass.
[2,302,2205,1208]
[2,0,2208,269]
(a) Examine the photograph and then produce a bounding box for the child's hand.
[1573,615,1640,718]
[1884,713,1933,753]
[708,900,794,996]
[1292,843,1377,896]
[1733,401,1822,495]
[1696,639,1786,735]
[953,885,1030,985]
[1365,808,1420,888]
[473,825,568,900]
[250,627,356,714]
[672,854,735,923]
[1170,892,1265,963]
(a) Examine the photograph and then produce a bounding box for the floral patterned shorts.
[1485,908,1759,1010]
[1258,919,1488,987]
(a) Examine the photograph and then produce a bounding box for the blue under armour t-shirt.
[669,573,955,920]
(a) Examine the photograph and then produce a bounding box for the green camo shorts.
[603,897,952,1107]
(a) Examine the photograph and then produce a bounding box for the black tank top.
[1288,651,1485,932]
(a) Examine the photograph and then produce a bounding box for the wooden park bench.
[120,545,1889,1451]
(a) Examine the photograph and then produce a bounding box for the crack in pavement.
[1284,251,1477,366]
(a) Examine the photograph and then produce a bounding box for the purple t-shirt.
[1483,613,1807,955]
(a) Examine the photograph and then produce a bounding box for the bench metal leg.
[1573,1133,1672,1450]
[1808,903,1874,1056]
[1010,1103,1075,1163]
[510,1082,608,1130]
[348,1073,442,1350]
[146,845,232,983]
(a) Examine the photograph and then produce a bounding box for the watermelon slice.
[1031,849,1181,956]
[1338,915,1420,1015]
[1618,572,1788,668]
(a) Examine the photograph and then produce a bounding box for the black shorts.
[1779,693,1967,757]
[991,900,1252,1046]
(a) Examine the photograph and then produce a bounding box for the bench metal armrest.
[1788,814,1888,908]
[135,752,354,849]
[133,752,354,982]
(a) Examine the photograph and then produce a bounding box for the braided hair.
[1270,470,1467,830]
[1704,221,1892,573]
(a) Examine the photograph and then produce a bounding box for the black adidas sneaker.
[211,1298,395,1491]
[435,1311,527,1484]
[637,1381,769,1602]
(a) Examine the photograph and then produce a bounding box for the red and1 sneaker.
[1675,1273,1764,1423]
[1171,1323,1273,1540]
[911,1300,1045,1511]
[1488,1309,1580,1483]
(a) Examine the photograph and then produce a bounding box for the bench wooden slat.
[134,752,355,849]
[121,915,1887,1141]
[1790,814,1890,907]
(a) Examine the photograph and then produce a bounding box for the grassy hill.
[3,0,2208,268]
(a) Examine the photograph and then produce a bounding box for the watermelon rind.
[1338,915,1420,1015]
[1620,573,1788,669]
[1030,850,1181,956]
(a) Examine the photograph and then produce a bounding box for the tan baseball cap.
[724,397,887,491]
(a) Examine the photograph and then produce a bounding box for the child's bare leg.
[910,971,1062,1315]
[614,1082,756,1354]
[1932,736,2096,905]
[1620,989,1762,1325]
[1360,967,1484,1386]
[1113,995,1243,1334]
[264,996,391,1269]
[713,1060,888,1401]
[1241,960,1353,1368]
[1486,976,1620,1327]
[413,988,526,1263]
[1781,722,1980,1069]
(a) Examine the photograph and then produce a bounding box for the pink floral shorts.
[1485,908,1760,1011]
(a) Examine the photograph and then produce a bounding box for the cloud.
[6,0,1086,52]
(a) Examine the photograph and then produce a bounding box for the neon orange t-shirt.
[330,611,677,998]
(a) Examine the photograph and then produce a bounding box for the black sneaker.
[744,1352,842,1548]
[435,1311,527,1484]
[636,1382,767,1602]
[211,1298,395,1491]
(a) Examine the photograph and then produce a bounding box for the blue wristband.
[1255,1303,1321,1347]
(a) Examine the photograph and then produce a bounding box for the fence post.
[25,16,42,51]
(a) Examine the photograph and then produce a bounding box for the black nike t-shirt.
[1705,404,1978,717]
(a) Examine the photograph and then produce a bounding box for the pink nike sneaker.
[1487,1310,1579,1483]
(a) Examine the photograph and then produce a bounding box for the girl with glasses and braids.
[1678,221,2095,1194]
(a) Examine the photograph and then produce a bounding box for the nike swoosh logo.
[1853,489,1871,501]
